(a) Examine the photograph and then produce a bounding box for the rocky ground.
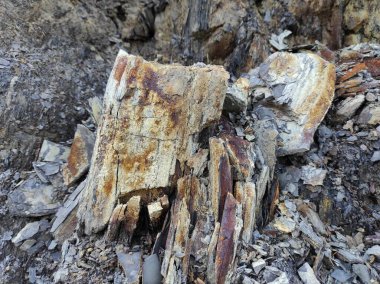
[1,1,380,284]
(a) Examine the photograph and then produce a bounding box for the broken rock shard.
[79,50,229,234]
[251,52,336,156]
[62,124,95,187]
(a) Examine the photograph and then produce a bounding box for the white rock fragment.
[352,264,371,284]
[301,165,327,186]
[12,221,40,244]
[251,259,266,274]
[147,201,164,226]
[297,262,320,284]
[269,30,292,50]
[335,94,365,120]
[365,245,380,257]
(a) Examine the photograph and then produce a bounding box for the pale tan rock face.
[252,52,336,156]
[79,50,228,234]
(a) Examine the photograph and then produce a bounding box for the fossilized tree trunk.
[78,50,229,235]
[77,49,335,283]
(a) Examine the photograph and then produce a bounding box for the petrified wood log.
[76,49,336,283]
[78,50,229,234]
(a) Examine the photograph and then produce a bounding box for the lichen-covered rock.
[79,50,228,234]
[251,52,336,156]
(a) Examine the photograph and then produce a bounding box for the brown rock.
[215,193,239,284]
[79,50,228,234]
[222,135,255,182]
[62,124,95,186]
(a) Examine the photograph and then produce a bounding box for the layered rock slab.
[79,50,229,234]
[250,52,336,156]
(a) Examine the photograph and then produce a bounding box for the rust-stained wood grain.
[78,50,228,234]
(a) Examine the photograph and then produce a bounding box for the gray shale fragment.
[331,269,352,282]
[38,140,70,163]
[117,251,142,284]
[297,262,320,284]
[301,165,327,186]
[51,179,86,233]
[352,264,371,284]
[12,221,40,244]
[7,174,61,217]
[142,254,162,284]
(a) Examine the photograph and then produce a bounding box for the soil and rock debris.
[1,0,380,283]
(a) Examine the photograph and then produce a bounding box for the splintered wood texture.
[209,138,233,222]
[161,176,206,283]
[79,50,228,234]
[215,193,238,284]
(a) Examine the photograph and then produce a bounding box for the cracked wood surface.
[78,50,228,234]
